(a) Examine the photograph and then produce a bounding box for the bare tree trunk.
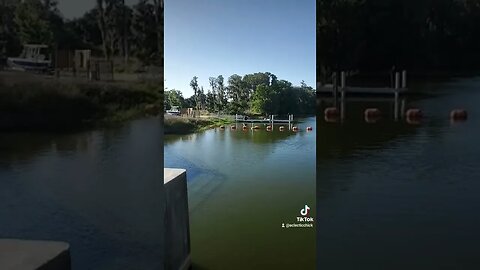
[96,0,109,59]
[153,0,163,59]
[122,0,128,66]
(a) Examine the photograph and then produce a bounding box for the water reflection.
[317,78,480,269]
[0,117,165,270]
[165,117,316,270]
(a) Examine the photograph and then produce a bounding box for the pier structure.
[318,70,409,121]
[235,114,295,125]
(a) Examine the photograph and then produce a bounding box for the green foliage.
[2,0,162,66]
[164,89,185,110]
[317,0,480,81]
[187,72,315,116]
[0,78,162,131]
[14,0,54,45]
[131,0,158,63]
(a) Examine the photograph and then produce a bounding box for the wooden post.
[402,70,407,88]
[395,72,400,89]
[333,72,338,107]
[235,114,238,122]
[401,99,406,118]
[341,71,346,89]
[87,60,91,81]
[394,91,399,121]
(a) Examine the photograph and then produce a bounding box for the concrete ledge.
[0,239,71,270]
[164,168,191,270]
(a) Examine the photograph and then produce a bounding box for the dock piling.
[395,72,400,90]
[394,91,399,121]
[333,72,338,107]
[402,70,407,89]
[401,99,406,118]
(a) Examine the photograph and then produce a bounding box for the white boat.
[166,106,181,116]
[7,44,52,72]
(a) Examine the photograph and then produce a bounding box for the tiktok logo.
[300,205,310,216]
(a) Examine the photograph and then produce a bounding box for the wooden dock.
[317,86,408,96]
[235,114,295,124]
[317,70,409,97]
[317,71,412,122]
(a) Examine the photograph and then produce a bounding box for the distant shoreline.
[164,115,233,135]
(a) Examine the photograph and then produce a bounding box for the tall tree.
[14,0,54,45]
[96,0,109,58]
[216,75,227,112]
[131,0,157,63]
[190,76,199,112]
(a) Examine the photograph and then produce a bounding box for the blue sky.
[165,0,316,97]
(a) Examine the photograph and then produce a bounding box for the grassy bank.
[164,115,233,135]
[0,72,163,131]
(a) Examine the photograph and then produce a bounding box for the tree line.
[0,0,163,65]
[317,0,480,83]
[164,72,316,116]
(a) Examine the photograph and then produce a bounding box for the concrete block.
[0,239,71,270]
[164,168,191,270]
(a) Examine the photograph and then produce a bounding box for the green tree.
[227,74,248,113]
[14,0,54,45]
[164,89,185,110]
[216,75,227,112]
[190,76,200,112]
[132,0,158,63]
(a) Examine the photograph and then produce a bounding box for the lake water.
[165,118,316,269]
[317,77,480,269]
[0,117,165,270]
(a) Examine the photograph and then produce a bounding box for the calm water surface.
[0,117,164,270]
[317,77,480,269]
[165,118,316,270]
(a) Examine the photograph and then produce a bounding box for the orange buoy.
[364,115,381,124]
[324,115,339,123]
[406,108,423,119]
[324,107,339,117]
[306,127,313,131]
[266,125,273,131]
[450,109,467,121]
[406,117,421,125]
[364,108,382,118]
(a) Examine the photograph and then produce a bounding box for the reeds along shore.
[0,73,163,131]
[164,115,232,135]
